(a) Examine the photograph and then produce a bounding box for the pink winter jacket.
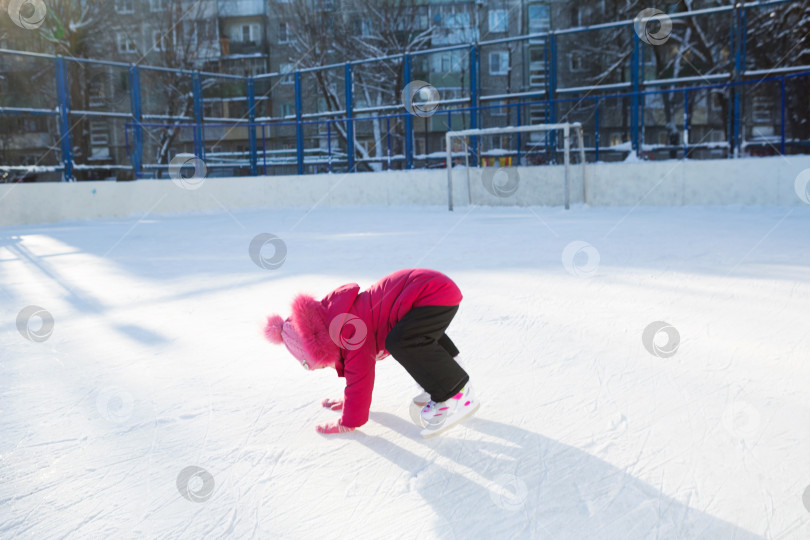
[322,268,462,428]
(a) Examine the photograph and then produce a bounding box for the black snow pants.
[384,305,469,403]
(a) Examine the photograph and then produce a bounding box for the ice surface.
[1,204,809,539]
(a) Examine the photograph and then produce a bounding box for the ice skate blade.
[420,401,480,439]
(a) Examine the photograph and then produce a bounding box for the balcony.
[221,39,266,57]
[218,0,265,18]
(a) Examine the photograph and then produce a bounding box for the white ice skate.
[418,385,479,438]
[409,390,431,425]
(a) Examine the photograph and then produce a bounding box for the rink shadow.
[0,233,176,347]
[362,411,762,540]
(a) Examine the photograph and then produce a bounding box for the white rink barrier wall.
[1,154,809,226]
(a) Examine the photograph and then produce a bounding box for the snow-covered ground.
[1,203,809,539]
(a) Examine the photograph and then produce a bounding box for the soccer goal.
[444,122,586,211]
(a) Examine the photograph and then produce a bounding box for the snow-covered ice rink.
[2,203,810,539]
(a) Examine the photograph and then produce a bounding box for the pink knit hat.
[264,293,341,370]
[265,316,312,368]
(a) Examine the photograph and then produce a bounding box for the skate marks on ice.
[364,412,762,540]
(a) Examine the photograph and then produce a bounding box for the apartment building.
[1,0,766,179]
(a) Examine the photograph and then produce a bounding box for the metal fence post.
[403,54,413,170]
[595,99,600,162]
[192,71,204,160]
[247,76,258,176]
[548,33,558,163]
[683,90,690,158]
[54,56,73,182]
[631,30,641,156]
[732,6,746,158]
[469,44,478,165]
[294,71,304,174]
[128,65,143,178]
[639,43,646,148]
[345,62,355,172]
[780,76,786,155]
[516,103,522,165]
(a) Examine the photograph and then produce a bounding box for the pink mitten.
[321,397,344,411]
[316,418,355,434]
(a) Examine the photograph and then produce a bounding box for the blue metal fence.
[0,0,808,181]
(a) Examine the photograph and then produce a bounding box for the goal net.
[444,122,586,210]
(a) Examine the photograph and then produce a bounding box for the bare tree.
[746,1,810,146]
[111,0,220,169]
[282,0,434,170]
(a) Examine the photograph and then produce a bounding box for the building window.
[434,52,463,73]
[115,0,134,14]
[489,10,508,33]
[234,23,261,44]
[571,6,582,26]
[279,22,289,43]
[752,95,772,124]
[438,8,470,29]
[489,51,509,75]
[116,33,136,54]
[569,52,586,72]
[491,99,508,116]
[152,30,174,51]
[281,103,293,117]
[610,133,623,147]
[528,4,550,34]
[150,0,167,12]
[280,63,294,84]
